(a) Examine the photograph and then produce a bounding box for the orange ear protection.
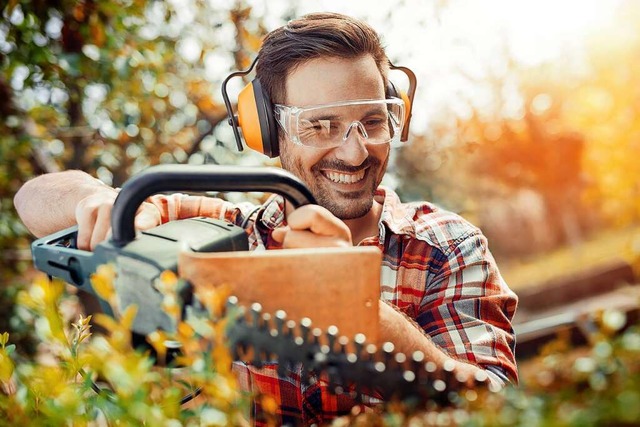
[221,57,417,158]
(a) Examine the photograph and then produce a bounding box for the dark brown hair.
[256,12,390,104]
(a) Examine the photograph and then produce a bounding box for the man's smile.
[322,168,367,185]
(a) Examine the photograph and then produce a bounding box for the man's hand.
[75,190,161,251]
[270,205,352,248]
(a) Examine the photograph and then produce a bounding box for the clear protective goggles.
[274,98,405,149]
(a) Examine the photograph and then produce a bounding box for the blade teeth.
[250,303,262,326]
[443,359,456,373]
[433,379,446,392]
[300,317,312,341]
[227,295,239,308]
[338,336,349,353]
[382,341,395,364]
[354,333,366,356]
[261,312,272,330]
[412,350,425,363]
[455,371,470,385]
[425,361,437,374]
[365,343,377,359]
[285,320,296,337]
[226,304,483,402]
[314,352,328,363]
[365,343,378,363]
[312,327,322,345]
[326,325,339,351]
[274,311,286,335]
[474,369,489,384]
[382,342,395,354]
[403,370,416,382]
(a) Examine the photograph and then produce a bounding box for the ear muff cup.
[386,81,412,134]
[236,78,279,158]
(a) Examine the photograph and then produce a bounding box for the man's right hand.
[75,190,161,251]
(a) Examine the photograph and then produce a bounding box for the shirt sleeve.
[418,231,519,384]
[145,193,239,224]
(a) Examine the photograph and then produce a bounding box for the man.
[14,12,517,425]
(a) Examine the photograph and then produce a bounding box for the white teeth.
[325,170,365,184]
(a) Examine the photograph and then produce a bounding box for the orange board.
[178,246,382,344]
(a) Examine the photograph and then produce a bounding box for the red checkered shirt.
[148,186,518,425]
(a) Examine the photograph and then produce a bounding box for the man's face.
[279,55,390,220]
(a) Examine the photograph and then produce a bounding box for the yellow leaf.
[120,305,139,331]
[0,350,14,383]
[0,332,8,347]
[93,313,120,333]
[91,265,117,303]
[260,394,278,415]
[159,270,178,287]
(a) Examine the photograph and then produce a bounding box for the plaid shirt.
[149,186,518,425]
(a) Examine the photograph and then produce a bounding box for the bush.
[1,268,639,426]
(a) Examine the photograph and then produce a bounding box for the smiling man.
[14,12,518,426]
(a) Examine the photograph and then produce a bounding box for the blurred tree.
[0,0,297,351]
[564,1,640,229]
[396,0,640,259]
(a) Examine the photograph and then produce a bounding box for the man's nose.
[334,121,369,166]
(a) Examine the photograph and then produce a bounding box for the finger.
[278,229,351,249]
[287,205,351,240]
[90,204,113,250]
[75,203,97,251]
[270,226,289,243]
[134,203,161,231]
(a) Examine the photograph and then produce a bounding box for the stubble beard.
[280,150,388,220]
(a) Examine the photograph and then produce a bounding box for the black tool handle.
[111,165,316,246]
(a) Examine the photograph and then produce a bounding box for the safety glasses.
[274,98,405,149]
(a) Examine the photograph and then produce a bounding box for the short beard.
[280,147,384,220]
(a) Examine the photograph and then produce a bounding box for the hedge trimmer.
[31,165,485,404]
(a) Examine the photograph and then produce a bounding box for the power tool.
[30,164,487,403]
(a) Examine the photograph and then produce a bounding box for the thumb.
[271,226,290,243]
[134,212,160,231]
[134,203,161,231]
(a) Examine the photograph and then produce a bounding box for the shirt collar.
[375,186,421,241]
[256,186,419,239]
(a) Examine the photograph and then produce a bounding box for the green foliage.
[2,272,640,426]
[0,271,251,426]
[334,319,640,427]
[0,0,292,356]
[0,0,276,184]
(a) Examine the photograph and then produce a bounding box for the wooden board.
[178,246,381,343]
